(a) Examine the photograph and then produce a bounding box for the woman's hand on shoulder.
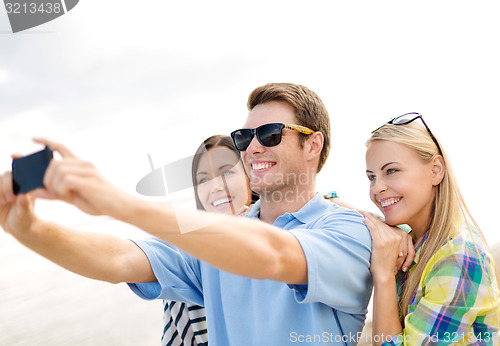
[363,212,415,281]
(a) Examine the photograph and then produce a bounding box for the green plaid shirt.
[385,223,500,345]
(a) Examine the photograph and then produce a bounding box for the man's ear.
[305,131,323,160]
[431,155,446,186]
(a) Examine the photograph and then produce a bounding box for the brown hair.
[247,83,331,173]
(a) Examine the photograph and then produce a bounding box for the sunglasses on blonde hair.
[373,112,443,155]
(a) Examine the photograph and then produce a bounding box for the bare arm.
[123,200,307,283]
[36,139,308,285]
[18,219,154,284]
[0,171,154,284]
[364,212,404,344]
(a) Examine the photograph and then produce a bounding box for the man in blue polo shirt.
[129,195,371,345]
[0,83,373,345]
[128,83,372,345]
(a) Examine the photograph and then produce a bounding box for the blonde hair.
[367,121,499,325]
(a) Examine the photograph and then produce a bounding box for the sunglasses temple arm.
[420,119,443,155]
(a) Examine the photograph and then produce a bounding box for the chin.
[383,215,403,227]
[249,184,264,195]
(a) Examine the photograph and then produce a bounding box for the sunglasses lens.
[257,124,283,147]
[391,113,420,125]
[232,129,253,151]
[231,123,285,151]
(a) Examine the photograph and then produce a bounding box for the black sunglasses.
[373,112,442,155]
[231,123,315,152]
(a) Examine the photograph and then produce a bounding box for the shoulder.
[438,223,490,261]
[426,223,497,282]
[300,201,371,250]
[313,197,365,223]
[318,202,368,234]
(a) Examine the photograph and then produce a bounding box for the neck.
[409,215,432,242]
[258,182,317,224]
[406,191,436,241]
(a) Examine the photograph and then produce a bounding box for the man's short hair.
[247,83,331,173]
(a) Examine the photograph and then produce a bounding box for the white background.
[1,1,499,345]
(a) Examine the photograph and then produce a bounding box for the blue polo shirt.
[128,193,372,345]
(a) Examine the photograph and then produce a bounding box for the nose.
[209,176,226,194]
[245,135,265,155]
[371,177,388,195]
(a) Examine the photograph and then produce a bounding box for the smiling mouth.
[251,162,276,171]
[381,197,402,208]
[212,197,232,207]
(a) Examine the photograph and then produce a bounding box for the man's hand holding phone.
[0,149,42,237]
[0,141,91,238]
[33,138,135,220]
[12,146,53,195]
[1,138,139,237]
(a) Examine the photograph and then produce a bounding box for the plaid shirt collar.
[412,231,430,265]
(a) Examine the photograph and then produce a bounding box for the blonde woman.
[364,113,499,345]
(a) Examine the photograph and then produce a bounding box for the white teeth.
[252,162,274,170]
[381,198,401,208]
[212,198,231,207]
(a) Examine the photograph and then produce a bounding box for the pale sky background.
[1,0,499,243]
[0,1,499,344]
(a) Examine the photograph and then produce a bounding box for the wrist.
[372,272,397,286]
[11,215,44,242]
[115,193,148,224]
[99,186,139,221]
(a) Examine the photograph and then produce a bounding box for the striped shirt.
[385,224,500,345]
[162,300,208,346]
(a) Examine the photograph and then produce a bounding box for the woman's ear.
[431,155,446,186]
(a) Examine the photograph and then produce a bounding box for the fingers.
[373,213,385,223]
[362,212,378,228]
[16,193,32,211]
[363,211,385,224]
[398,231,408,258]
[33,137,78,159]
[395,230,408,273]
[0,171,14,204]
[388,229,415,273]
[362,213,380,241]
[363,213,389,246]
[3,140,87,214]
[44,159,97,198]
[364,213,402,278]
[362,212,374,229]
[31,187,56,200]
[394,251,405,275]
[363,212,386,237]
[402,235,415,272]
[27,138,88,198]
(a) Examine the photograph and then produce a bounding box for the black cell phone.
[12,146,54,195]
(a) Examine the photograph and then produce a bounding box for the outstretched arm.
[33,139,309,285]
[0,171,155,284]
